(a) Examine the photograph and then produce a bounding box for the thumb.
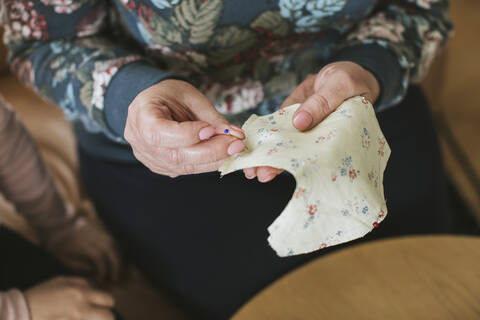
[292,89,345,132]
[186,87,245,138]
[184,85,228,127]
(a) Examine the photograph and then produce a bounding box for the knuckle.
[165,148,181,166]
[55,276,68,283]
[66,287,84,301]
[181,163,197,175]
[76,304,90,317]
[141,127,157,146]
[311,94,331,114]
[124,126,133,142]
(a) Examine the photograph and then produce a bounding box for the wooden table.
[233,236,480,320]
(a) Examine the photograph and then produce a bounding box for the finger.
[87,289,115,308]
[243,167,257,179]
[280,75,316,109]
[64,277,90,287]
[104,245,122,283]
[135,145,226,176]
[61,257,93,275]
[166,135,244,166]
[182,86,230,127]
[214,124,245,140]
[256,166,283,183]
[91,248,108,283]
[87,236,120,283]
[292,88,346,131]
[85,308,115,320]
[138,111,214,148]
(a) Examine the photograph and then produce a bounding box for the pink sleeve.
[0,289,31,320]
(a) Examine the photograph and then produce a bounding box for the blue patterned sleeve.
[0,0,180,141]
[330,0,453,111]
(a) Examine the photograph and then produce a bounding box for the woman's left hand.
[243,61,380,182]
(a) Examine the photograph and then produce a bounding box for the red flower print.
[294,187,306,199]
[378,210,385,218]
[4,0,49,41]
[378,138,386,157]
[308,204,318,215]
[267,147,278,155]
[349,169,357,180]
[320,243,327,249]
[331,173,337,182]
[373,222,379,228]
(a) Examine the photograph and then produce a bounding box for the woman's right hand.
[25,277,115,320]
[124,80,245,177]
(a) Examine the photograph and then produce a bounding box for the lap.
[0,226,70,291]
[79,86,452,319]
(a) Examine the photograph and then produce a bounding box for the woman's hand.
[244,61,380,182]
[47,216,121,284]
[124,80,245,177]
[25,277,115,320]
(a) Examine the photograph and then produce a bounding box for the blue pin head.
[224,129,229,134]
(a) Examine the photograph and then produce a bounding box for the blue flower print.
[280,0,347,33]
[305,0,346,17]
[150,0,179,10]
[295,15,323,33]
[279,0,307,19]
[59,83,77,119]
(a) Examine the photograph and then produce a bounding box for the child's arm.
[0,96,120,282]
[0,96,73,245]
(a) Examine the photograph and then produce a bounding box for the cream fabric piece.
[219,96,391,257]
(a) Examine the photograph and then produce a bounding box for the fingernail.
[258,174,275,183]
[218,125,245,139]
[227,140,245,155]
[228,129,245,139]
[231,124,243,131]
[293,111,313,130]
[245,167,256,179]
[199,126,215,140]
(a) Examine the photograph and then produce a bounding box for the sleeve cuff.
[0,289,31,320]
[327,44,405,111]
[104,61,189,138]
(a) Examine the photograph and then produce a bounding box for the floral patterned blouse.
[0,0,452,162]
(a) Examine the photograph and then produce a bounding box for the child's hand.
[25,277,115,320]
[47,215,121,284]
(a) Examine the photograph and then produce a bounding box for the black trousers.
[0,226,71,291]
[79,86,452,319]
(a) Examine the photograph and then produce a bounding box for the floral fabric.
[219,97,390,256]
[0,0,452,146]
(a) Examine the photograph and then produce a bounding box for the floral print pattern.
[91,56,141,111]
[0,0,452,142]
[279,0,347,32]
[39,0,90,14]
[333,156,360,183]
[349,13,405,43]
[2,0,48,42]
[220,97,391,256]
